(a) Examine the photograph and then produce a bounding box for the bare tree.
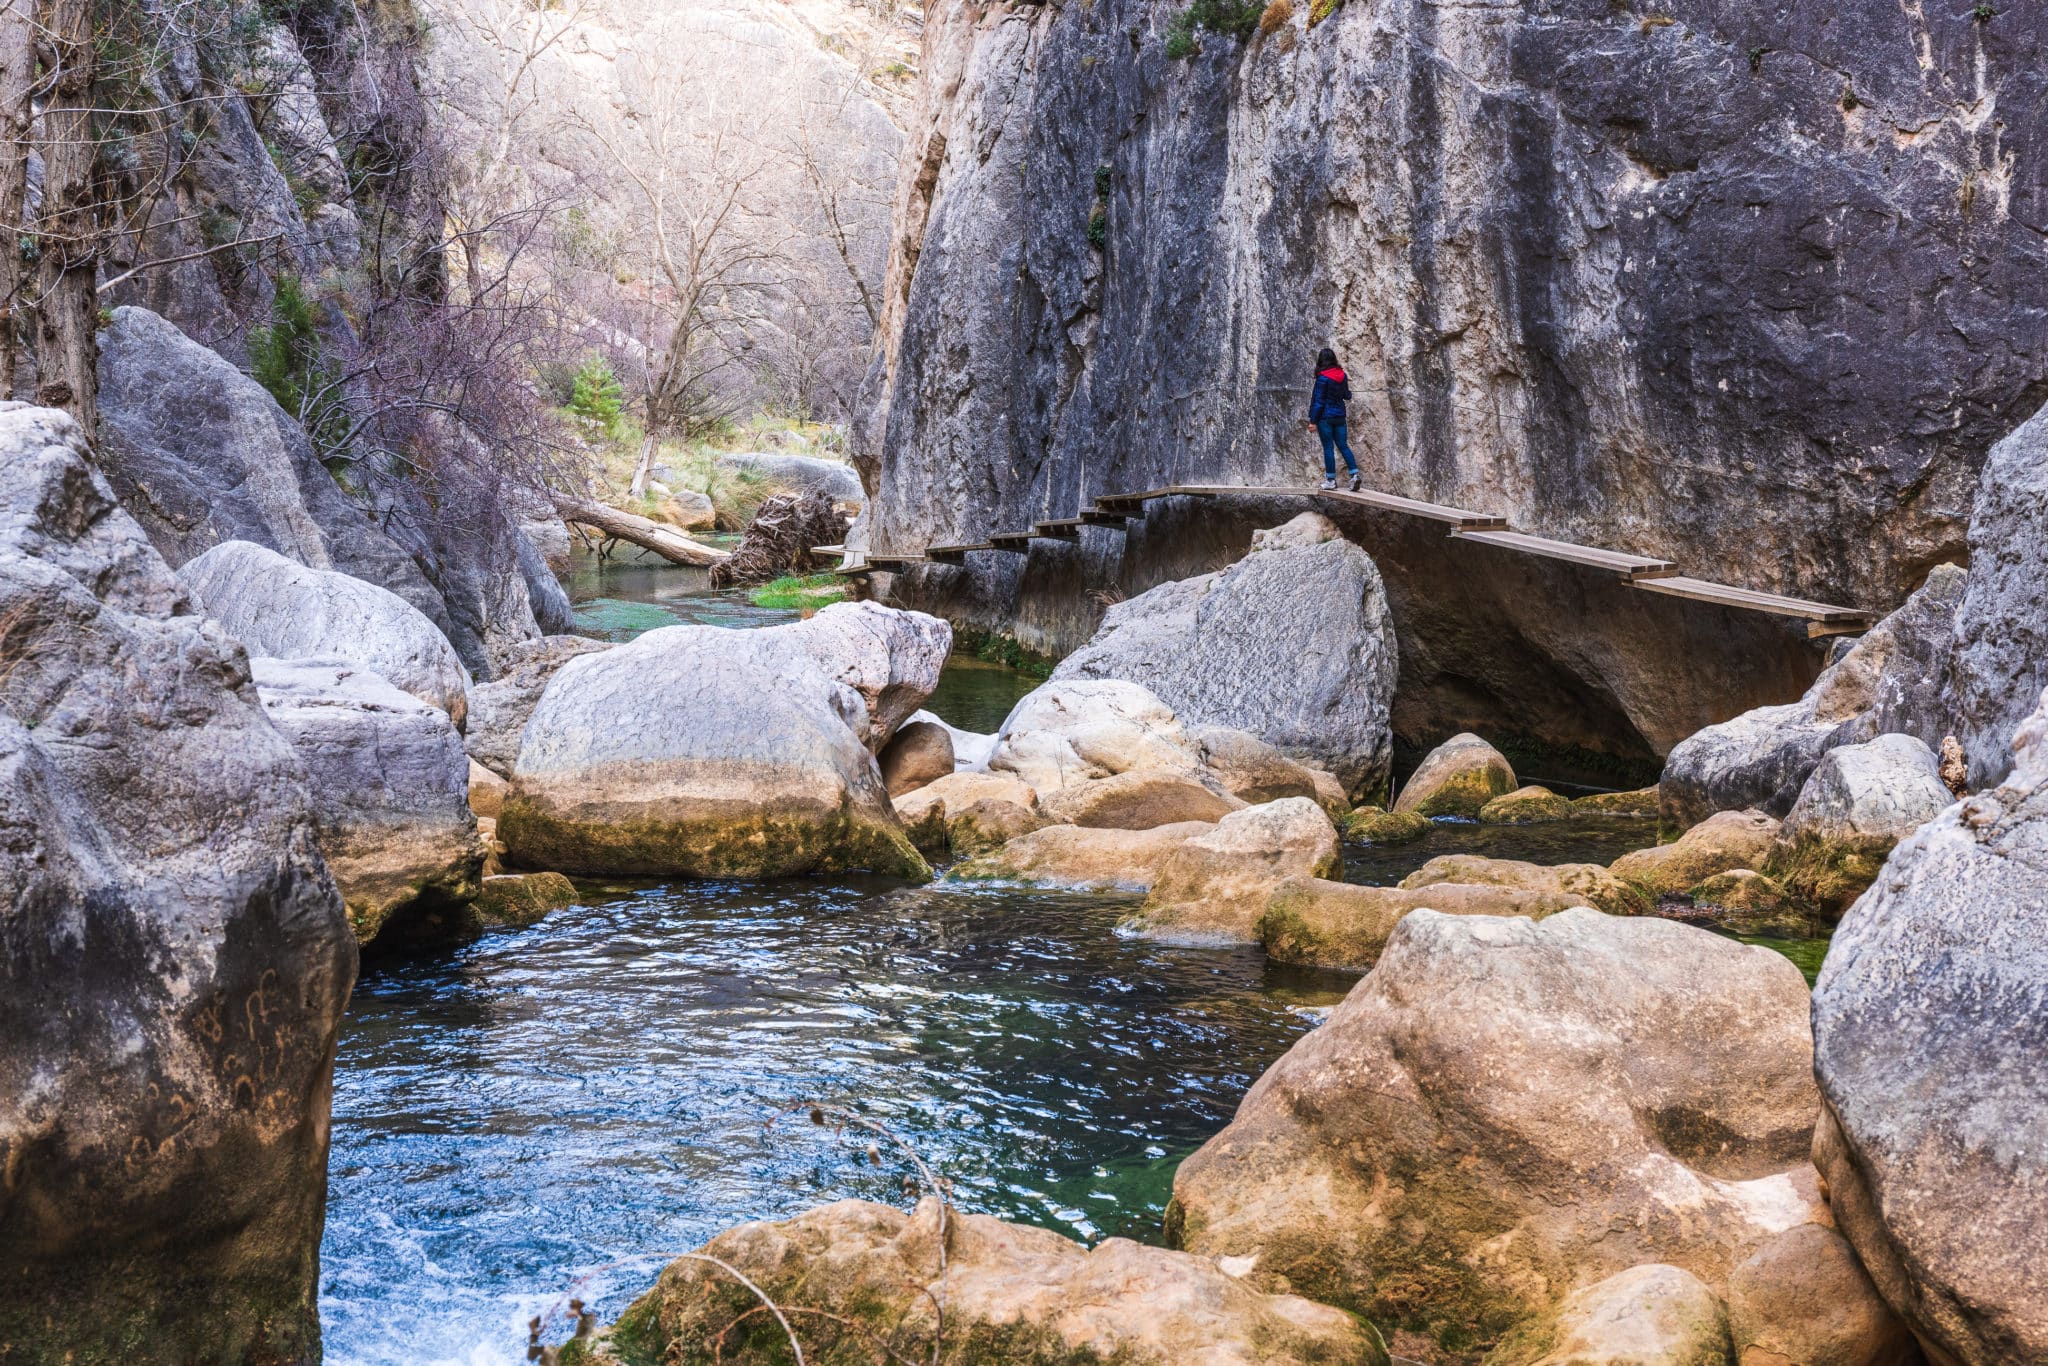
[435,0,591,305]
[32,0,98,423]
[572,51,787,496]
[0,0,31,398]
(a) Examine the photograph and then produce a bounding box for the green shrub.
[1087,205,1107,249]
[569,357,625,438]
[248,275,349,456]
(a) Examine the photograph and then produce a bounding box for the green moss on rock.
[1477,786,1573,825]
[1343,806,1432,844]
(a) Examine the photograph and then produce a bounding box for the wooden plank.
[1316,488,1508,529]
[925,541,991,564]
[988,530,1036,552]
[1080,509,1130,526]
[1032,518,1083,540]
[1632,575,1872,624]
[864,552,927,569]
[832,561,875,578]
[810,543,847,558]
[1452,527,1678,581]
[1161,483,1507,529]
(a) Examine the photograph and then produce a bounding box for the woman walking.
[1308,347,1359,492]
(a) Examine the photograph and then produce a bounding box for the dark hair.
[1316,347,1339,370]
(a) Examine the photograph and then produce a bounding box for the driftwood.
[550,492,729,567]
[710,489,847,588]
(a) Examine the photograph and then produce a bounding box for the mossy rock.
[1392,734,1517,819]
[1343,806,1432,844]
[1685,869,1820,938]
[1477,786,1573,825]
[1569,786,1659,817]
[499,796,931,883]
[1763,836,1888,921]
[473,871,580,928]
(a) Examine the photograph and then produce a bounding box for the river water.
[315,551,1803,1364]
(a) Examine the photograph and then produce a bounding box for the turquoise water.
[319,881,1351,1364]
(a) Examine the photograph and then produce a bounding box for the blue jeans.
[1317,417,1357,478]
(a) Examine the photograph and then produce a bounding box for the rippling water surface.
[319,879,1354,1364]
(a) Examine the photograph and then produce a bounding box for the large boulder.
[0,406,355,1360]
[1949,400,2048,789]
[1124,798,1342,944]
[463,634,613,777]
[783,601,951,750]
[716,450,865,504]
[1050,513,1397,797]
[176,538,473,726]
[94,305,447,628]
[1172,910,1828,1357]
[252,657,483,942]
[1392,732,1518,818]
[600,1197,1382,1366]
[1659,566,1966,828]
[1768,733,1953,916]
[1039,768,1245,829]
[1811,688,2048,1366]
[1722,1225,1917,1366]
[498,619,931,879]
[1610,809,1781,898]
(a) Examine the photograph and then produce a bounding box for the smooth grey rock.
[253,657,483,943]
[1811,688,2048,1366]
[177,539,473,726]
[499,622,928,880]
[95,305,448,626]
[1950,399,2048,789]
[990,678,1216,796]
[1778,734,1952,865]
[1173,909,1824,1346]
[1660,565,1966,828]
[1187,725,1331,806]
[0,404,353,1360]
[783,601,951,751]
[1050,513,1396,797]
[464,634,614,778]
[718,451,864,503]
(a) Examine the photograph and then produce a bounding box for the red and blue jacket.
[1309,366,1351,424]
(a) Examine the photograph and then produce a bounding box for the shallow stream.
[317,549,1821,1364]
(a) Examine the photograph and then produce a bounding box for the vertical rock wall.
[856,0,2046,758]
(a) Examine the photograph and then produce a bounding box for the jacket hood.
[1318,366,1347,381]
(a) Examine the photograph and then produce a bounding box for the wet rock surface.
[0,406,355,1362]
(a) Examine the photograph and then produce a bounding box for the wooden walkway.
[819,483,1873,637]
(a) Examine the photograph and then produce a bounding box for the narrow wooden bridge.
[816,483,1874,638]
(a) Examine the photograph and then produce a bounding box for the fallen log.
[549,492,729,567]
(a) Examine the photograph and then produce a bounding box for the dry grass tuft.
[1259,0,1293,34]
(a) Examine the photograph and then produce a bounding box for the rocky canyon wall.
[856,0,2047,761]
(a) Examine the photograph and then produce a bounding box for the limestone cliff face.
[857,0,2046,760]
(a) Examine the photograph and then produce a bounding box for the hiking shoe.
[1348,471,1362,492]
[1319,477,1337,491]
